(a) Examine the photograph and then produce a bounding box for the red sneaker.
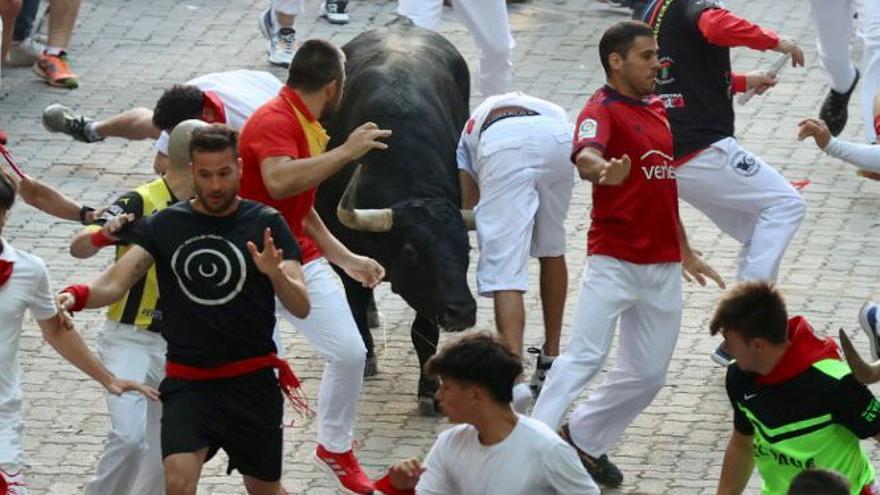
[33,51,79,89]
[313,444,375,494]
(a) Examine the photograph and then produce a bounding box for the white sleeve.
[542,443,601,495]
[456,133,476,178]
[29,263,59,322]
[415,436,455,495]
[154,131,170,156]
[824,137,880,173]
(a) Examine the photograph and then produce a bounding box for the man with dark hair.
[67,120,207,495]
[788,469,850,495]
[712,281,880,495]
[373,333,600,495]
[643,0,807,366]
[57,124,310,495]
[0,169,156,495]
[238,38,387,495]
[41,69,281,173]
[530,19,723,488]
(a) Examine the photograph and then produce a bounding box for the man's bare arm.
[57,246,155,311]
[716,431,755,495]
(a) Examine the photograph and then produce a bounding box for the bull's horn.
[839,329,880,384]
[337,163,394,233]
[460,209,476,230]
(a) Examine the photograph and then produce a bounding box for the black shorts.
[160,368,283,481]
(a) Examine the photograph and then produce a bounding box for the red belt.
[166,353,313,422]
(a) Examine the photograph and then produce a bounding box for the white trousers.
[676,137,806,282]
[397,0,514,95]
[277,258,366,453]
[810,0,880,142]
[85,321,166,495]
[473,116,573,295]
[532,256,682,456]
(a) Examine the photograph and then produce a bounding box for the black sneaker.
[560,423,624,487]
[42,104,101,142]
[819,69,860,137]
[319,0,349,24]
[711,343,733,367]
[417,375,441,417]
[363,354,379,378]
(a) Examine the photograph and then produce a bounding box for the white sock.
[46,45,64,56]
[512,382,533,414]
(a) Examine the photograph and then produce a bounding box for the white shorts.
[473,115,574,296]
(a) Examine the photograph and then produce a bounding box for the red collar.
[280,86,317,122]
[756,316,841,386]
[202,91,228,124]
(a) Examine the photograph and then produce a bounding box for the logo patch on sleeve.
[578,119,598,140]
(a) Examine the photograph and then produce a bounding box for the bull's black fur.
[315,19,477,408]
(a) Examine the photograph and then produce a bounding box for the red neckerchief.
[0,260,12,287]
[202,91,228,124]
[756,316,841,386]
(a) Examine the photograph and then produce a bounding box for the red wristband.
[89,229,116,248]
[374,474,415,495]
[731,73,748,94]
[61,284,90,312]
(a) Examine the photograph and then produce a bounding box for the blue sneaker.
[711,343,733,367]
[858,301,880,361]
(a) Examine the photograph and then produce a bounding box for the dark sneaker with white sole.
[560,423,624,487]
[819,68,859,137]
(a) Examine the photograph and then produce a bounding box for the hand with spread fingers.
[682,249,725,288]
[247,227,285,277]
[343,254,386,288]
[104,377,161,401]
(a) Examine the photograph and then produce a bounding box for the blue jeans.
[12,0,39,42]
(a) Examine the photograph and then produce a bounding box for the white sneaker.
[258,8,296,67]
[319,0,350,25]
[5,37,45,67]
[268,28,296,67]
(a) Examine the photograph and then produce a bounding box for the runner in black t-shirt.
[56,125,310,494]
[644,0,807,366]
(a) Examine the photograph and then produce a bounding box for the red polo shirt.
[239,86,326,264]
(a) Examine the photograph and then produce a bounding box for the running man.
[713,281,880,495]
[531,21,723,487]
[57,125,311,495]
[238,39,387,494]
[644,0,807,366]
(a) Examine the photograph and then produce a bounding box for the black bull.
[315,20,477,406]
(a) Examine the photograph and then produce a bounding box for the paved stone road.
[1,0,878,493]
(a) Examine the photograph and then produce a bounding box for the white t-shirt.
[0,239,58,406]
[416,415,600,495]
[457,92,571,178]
[154,70,282,155]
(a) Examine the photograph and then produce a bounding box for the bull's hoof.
[363,355,379,378]
[418,395,442,417]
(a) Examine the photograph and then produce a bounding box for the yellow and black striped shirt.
[88,177,177,330]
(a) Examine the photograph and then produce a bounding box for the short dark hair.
[287,39,345,92]
[710,281,788,344]
[189,124,238,160]
[787,469,850,495]
[152,84,205,131]
[425,333,523,405]
[0,169,16,211]
[599,20,655,76]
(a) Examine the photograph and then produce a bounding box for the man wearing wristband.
[66,120,205,495]
[0,168,156,495]
[57,124,310,494]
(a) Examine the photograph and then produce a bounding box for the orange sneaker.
[313,444,375,494]
[33,51,79,89]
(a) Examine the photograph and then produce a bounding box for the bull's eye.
[402,243,419,265]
